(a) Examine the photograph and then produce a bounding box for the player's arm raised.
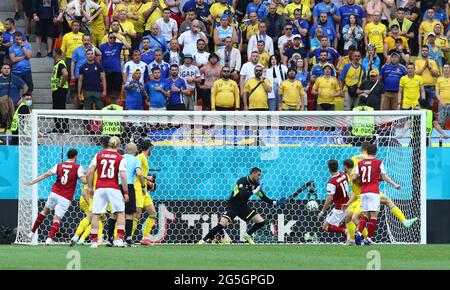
[24,169,55,185]
[380,162,400,190]
[254,185,287,207]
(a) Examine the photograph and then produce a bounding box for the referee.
[198,167,286,244]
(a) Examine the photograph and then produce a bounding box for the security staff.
[10,93,32,145]
[51,48,69,133]
[102,98,123,137]
[350,97,376,146]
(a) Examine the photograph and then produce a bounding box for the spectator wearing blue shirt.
[163,64,190,110]
[290,8,309,48]
[2,18,27,48]
[143,24,170,54]
[78,50,106,110]
[148,49,171,81]
[0,63,28,106]
[284,35,308,68]
[338,0,366,33]
[71,35,102,87]
[140,38,154,65]
[309,37,341,65]
[362,44,381,74]
[423,1,448,23]
[310,50,337,81]
[99,32,131,100]
[124,69,147,110]
[182,0,210,21]
[309,13,338,46]
[146,67,169,110]
[312,0,341,27]
[380,52,407,110]
[9,32,33,93]
[246,0,269,21]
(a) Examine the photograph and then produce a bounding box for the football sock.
[143,214,157,238]
[125,219,133,241]
[362,228,368,238]
[116,225,125,240]
[327,225,347,234]
[203,224,224,241]
[49,221,60,239]
[357,216,368,233]
[31,212,45,233]
[98,220,104,240]
[132,218,139,238]
[75,217,90,237]
[367,218,377,238]
[247,222,265,235]
[91,228,98,243]
[346,221,356,238]
[107,218,116,242]
[390,206,407,223]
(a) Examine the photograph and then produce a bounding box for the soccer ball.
[306,200,319,212]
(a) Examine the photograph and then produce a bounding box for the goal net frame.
[16,110,427,245]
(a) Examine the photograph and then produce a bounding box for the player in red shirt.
[317,160,350,241]
[352,143,400,245]
[25,149,87,245]
[85,136,128,248]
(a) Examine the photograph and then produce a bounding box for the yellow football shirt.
[258,51,270,68]
[210,3,235,23]
[419,20,442,44]
[61,32,85,58]
[415,58,438,86]
[211,79,240,109]
[246,23,259,40]
[284,3,311,19]
[244,78,271,110]
[435,37,449,51]
[350,153,366,199]
[278,79,304,107]
[0,21,4,32]
[337,55,351,74]
[399,75,423,108]
[385,36,409,51]
[436,76,450,103]
[118,20,136,45]
[129,2,148,33]
[91,1,107,35]
[113,3,131,15]
[364,22,386,53]
[134,153,148,195]
[313,76,340,104]
[144,1,167,31]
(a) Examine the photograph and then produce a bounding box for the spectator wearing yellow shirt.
[384,24,409,61]
[129,0,148,49]
[284,0,311,21]
[91,0,108,47]
[112,0,132,20]
[432,24,450,64]
[211,67,240,111]
[418,9,442,51]
[257,40,270,68]
[143,0,167,34]
[243,65,272,110]
[364,12,387,64]
[61,20,84,78]
[436,64,450,128]
[312,64,341,111]
[244,12,260,43]
[117,9,137,47]
[210,0,235,24]
[278,67,304,111]
[0,21,4,32]
[398,63,425,109]
[415,46,440,108]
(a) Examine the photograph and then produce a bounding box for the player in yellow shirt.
[143,0,167,32]
[278,68,305,111]
[364,13,387,63]
[211,67,240,111]
[342,143,418,245]
[91,0,108,47]
[399,63,425,109]
[61,20,84,60]
[243,65,272,110]
[135,139,158,246]
[312,64,341,111]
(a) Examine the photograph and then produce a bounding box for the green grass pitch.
[1,244,450,270]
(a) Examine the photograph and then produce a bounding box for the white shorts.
[361,193,381,212]
[325,208,345,227]
[92,188,125,214]
[45,192,71,218]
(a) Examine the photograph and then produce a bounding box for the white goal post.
[16,110,427,245]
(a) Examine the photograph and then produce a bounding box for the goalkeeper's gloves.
[276,197,288,207]
[252,183,262,194]
[317,211,325,221]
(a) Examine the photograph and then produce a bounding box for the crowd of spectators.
[0,0,450,132]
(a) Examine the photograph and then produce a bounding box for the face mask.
[25,100,32,107]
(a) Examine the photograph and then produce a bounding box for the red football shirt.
[50,162,84,201]
[355,158,386,194]
[326,172,350,209]
[92,149,125,190]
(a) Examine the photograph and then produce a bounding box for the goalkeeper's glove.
[276,197,288,207]
[252,183,262,194]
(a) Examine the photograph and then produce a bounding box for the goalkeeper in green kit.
[197,167,287,245]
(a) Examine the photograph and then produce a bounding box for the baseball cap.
[132,68,141,74]
[369,69,379,76]
[427,32,436,38]
[323,63,333,70]
[293,34,301,39]
[390,51,400,57]
[184,53,193,59]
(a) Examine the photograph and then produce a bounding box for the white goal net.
[15,110,427,244]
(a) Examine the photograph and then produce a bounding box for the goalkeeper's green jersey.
[227,176,273,207]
